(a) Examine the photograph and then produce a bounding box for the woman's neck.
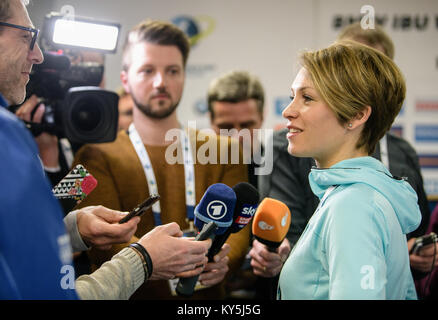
[315,147,368,169]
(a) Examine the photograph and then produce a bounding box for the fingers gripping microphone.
[252,197,291,252]
[176,183,236,297]
[207,182,259,262]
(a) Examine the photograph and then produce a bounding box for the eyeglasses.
[0,21,39,50]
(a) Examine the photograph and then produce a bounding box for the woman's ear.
[348,105,372,130]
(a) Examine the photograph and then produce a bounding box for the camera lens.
[63,87,118,143]
[72,97,102,132]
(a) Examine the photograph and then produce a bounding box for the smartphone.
[410,232,437,254]
[52,164,98,213]
[118,194,160,224]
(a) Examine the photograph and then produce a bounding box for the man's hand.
[249,238,291,278]
[408,237,438,273]
[15,95,59,168]
[198,243,231,287]
[76,205,140,250]
[138,223,211,280]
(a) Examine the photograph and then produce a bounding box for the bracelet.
[129,245,149,280]
[130,243,153,279]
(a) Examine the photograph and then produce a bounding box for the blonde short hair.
[300,41,405,154]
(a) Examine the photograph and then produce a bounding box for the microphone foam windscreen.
[194,183,236,235]
[252,197,291,244]
[230,182,260,233]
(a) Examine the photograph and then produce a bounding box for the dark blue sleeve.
[0,109,78,299]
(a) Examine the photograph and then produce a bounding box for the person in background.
[73,19,249,300]
[116,86,134,131]
[208,70,264,188]
[208,70,290,299]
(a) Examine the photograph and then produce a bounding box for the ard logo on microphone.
[206,200,228,220]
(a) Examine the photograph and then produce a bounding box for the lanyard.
[128,123,195,226]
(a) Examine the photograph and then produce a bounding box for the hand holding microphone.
[138,222,212,280]
[249,198,291,278]
[207,182,260,262]
[175,183,236,296]
[197,182,259,288]
[250,238,291,278]
[198,242,231,287]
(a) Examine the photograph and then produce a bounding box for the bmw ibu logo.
[206,200,227,220]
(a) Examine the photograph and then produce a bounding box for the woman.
[278,41,421,299]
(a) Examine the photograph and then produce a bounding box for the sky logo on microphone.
[242,206,256,217]
[235,205,257,227]
[206,200,228,220]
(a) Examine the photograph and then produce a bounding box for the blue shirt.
[0,103,78,299]
[0,93,8,108]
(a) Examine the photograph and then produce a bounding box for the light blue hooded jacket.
[278,156,421,300]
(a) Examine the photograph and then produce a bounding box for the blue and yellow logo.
[171,15,215,47]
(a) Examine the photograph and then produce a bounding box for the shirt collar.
[0,93,8,108]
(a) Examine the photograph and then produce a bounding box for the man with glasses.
[0,0,212,300]
[0,2,43,106]
[0,21,39,48]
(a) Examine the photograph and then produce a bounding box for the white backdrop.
[28,0,438,199]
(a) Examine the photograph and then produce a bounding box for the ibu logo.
[206,200,227,220]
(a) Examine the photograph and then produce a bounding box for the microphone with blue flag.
[176,183,236,296]
[207,182,259,262]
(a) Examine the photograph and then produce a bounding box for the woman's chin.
[287,144,310,159]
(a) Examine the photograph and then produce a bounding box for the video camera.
[10,12,121,144]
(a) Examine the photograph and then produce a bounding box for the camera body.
[10,9,122,145]
[13,51,119,144]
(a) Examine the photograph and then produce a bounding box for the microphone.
[176,183,236,297]
[193,183,236,235]
[207,182,259,262]
[252,197,291,252]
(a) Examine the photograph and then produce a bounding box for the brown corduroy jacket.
[73,129,250,300]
